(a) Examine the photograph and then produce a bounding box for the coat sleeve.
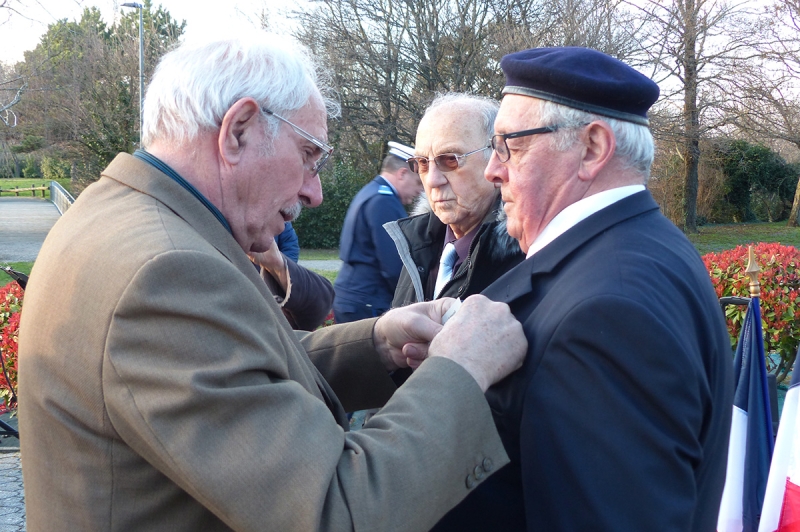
[103,249,509,532]
[274,258,334,331]
[519,294,712,531]
[275,222,300,262]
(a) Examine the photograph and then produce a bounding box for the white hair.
[423,93,499,160]
[537,100,655,181]
[141,34,339,149]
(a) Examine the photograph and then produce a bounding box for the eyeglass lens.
[313,152,331,175]
[409,154,461,174]
[490,136,510,163]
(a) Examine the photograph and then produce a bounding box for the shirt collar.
[526,185,645,259]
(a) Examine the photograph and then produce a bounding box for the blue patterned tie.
[434,242,458,298]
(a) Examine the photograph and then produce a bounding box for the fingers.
[428,295,527,392]
[403,342,428,367]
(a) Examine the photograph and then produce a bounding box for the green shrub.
[293,162,370,249]
[21,156,40,178]
[702,242,800,384]
[41,156,71,181]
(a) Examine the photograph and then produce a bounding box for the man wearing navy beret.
[432,47,733,531]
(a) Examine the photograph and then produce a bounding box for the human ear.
[577,121,616,182]
[218,98,262,165]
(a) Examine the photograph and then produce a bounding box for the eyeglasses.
[407,146,490,174]
[491,125,560,163]
[262,107,334,175]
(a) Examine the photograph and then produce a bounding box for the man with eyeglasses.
[385,93,524,309]
[333,142,424,323]
[17,35,529,531]
[431,48,733,532]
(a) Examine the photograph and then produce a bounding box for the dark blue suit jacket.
[433,191,733,531]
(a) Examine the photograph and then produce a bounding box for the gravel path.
[0,198,60,263]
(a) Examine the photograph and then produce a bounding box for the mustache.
[281,202,304,221]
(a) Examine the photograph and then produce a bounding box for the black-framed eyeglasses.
[262,107,334,175]
[491,125,560,163]
[407,146,490,174]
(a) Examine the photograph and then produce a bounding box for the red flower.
[0,281,23,411]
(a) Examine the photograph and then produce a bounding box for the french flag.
[718,297,775,532]
[758,362,799,532]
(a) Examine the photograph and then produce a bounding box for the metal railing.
[50,180,75,214]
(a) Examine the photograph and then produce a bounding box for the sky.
[0,0,307,65]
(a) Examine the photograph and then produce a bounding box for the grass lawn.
[687,222,800,256]
[0,178,71,198]
[0,262,33,286]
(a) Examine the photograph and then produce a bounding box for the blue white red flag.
[758,360,799,532]
[718,297,775,532]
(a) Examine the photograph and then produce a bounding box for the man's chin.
[250,239,275,254]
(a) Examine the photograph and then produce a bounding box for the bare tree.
[291,0,645,174]
[0,72,25,128]
[630,0,767,232]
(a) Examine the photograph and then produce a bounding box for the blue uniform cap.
[500,47,660,126]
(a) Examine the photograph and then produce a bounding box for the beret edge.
[502,86,651,127]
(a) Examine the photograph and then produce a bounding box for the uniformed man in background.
[333,142,423,323]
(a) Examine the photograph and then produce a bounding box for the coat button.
[465,475,476,489]
[417,266,425,272]
[474,465,485,481]
[482,458,494,472]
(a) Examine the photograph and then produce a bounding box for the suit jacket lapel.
[483,190,660,305]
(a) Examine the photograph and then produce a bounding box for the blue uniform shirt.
[334,176,407,320]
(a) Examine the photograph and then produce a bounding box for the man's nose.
[301,173,323,208]
[484,150,506,185]
[425,164,448,188]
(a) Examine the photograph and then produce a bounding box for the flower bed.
[0,281,22,413]
[702,243,800,384]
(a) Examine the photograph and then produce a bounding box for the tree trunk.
[788,175,800,227]
[682,0,700,233]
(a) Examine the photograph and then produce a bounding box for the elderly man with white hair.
[17,35,528,532]
[386,93,524,307]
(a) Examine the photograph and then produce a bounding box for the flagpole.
[746,246,760,298]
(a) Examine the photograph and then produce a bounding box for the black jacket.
[384,195,524,306]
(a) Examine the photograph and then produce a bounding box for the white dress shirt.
[526,185,645,259]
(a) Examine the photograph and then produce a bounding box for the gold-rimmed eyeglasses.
[407,146,490,174]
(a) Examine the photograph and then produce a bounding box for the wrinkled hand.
[429,295,527,392]
[373,299,460,371]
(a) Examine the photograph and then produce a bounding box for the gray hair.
[537,100,655,181]
[141,34,339,149]
[423,93,499,160]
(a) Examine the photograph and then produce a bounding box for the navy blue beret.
[501,47,660,126]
